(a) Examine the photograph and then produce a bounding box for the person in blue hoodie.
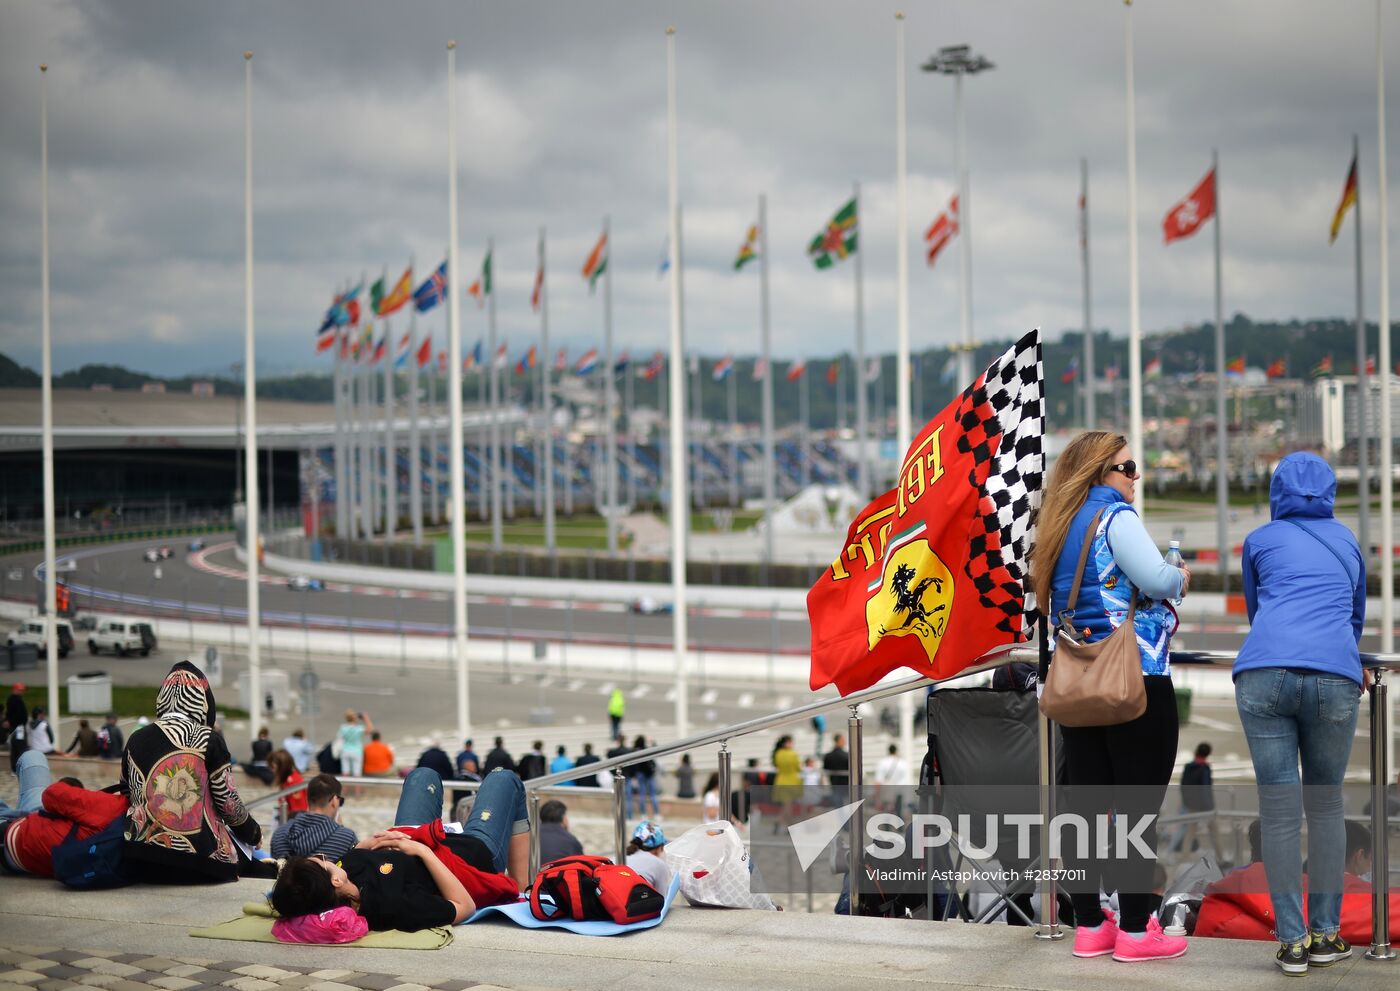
[1030,431,1189,962]
[1233,452,1365,975]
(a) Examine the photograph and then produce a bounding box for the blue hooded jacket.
[1234,453,1365,686]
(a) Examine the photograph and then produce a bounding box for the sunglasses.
[1108,460,1140,479]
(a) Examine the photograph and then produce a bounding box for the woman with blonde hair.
[1031,430,1189,963]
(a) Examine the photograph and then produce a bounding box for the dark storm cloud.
[0,0,1396,377]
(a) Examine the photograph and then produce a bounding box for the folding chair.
[923,686,1044,925]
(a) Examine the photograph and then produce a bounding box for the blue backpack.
[51,815,134,889]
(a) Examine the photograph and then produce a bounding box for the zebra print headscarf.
[153,660,217,751]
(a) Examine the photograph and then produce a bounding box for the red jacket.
[3,782,128,877]
[389,820,519,910]
[1195,862,1400,943]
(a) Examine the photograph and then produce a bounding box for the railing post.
[1367,665,1395,961]
[847,704,863,916]
[612,769,628,864]
[717,743,732,822]
[1035,615,1064,940]
[528,789,542,879]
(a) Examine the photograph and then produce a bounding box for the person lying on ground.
[270,767,527,931]
[0,750,128,877]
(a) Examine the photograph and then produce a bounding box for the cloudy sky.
[1,0,1397,378]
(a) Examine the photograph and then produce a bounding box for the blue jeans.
[628,772,659,818]
[1236,668,1361,943]
[394,767,528,874]
[0,750,50,822]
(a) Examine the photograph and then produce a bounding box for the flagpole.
[727,364,738,507]
[760,193,776,565]
[446,41,472,743]
[853,181,869,499]
[477,347,488,522]
[800,366,810,488]
[1212,148,1228,592]
[333,329,345,538]
[665,26,690,738]
[1081,157,1096,429]
[691,351,702,512]
[383,314,395,539]
[895,13,915,783]
[1354,133,1370,562]
[361,329,374,538]
[1375,0,1395,783]
[1124,0,1145,514]
[487,237,503,549]
[409,310,423,544]
[39,63,60,735]
[626,356,637,509]
[428,353,440,526]
[241,51,263,737]
[541,227,556,550]
[603,216,619,555]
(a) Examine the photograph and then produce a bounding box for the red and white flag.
[924,194,959,268]
[554,348,568,372]
[1162,169,1217,244]
[786,359,808,383]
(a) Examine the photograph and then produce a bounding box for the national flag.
[1145,356,1162,380]
[1311,355,1333,378]
[786,359,808,383]
[924,194,959,268]
[1265,357,1286,380]
[467,251,491,307]
[826,360,840,385]
[643,351,665,381]
[1061,357,1079,384]
[734,224,759,270]
[575,347,599,375]
[338,330,351,360]
[1329,152,1359,245]
[373,266,414,317]
[413,261,448,313]
[582,231,608,293]
[1162,168,1217,244]
[437,350,447,375]
[807,329,1045,694]
[531,236,545,312]
[324,280,365,329]
[467,278,484,306]
[754,357,769,382]
[807,198,858,269]
[524,345,538,371]
[514,355,528,376]
[345,298,362,327]
[316,313,337,354]
[554,348,568,372]
[370,333,388,366]
[463,340,483,371]
[416,333,433,369]
[614,351,630,375]
[394,331,412,369]
[713,355,734,381]
[1226,355,1246,376]
[493,343,509,369]
[865,358,880,383]
[351,323,373,361]
[1104,363,1120,383]
[1366,355,1376,376]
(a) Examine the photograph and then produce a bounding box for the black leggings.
[1059,675,1178,933]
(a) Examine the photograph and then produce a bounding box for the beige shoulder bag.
[1038,508,1148,727]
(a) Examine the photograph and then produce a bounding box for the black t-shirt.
[823,748,850,784]
[342,836,494,932]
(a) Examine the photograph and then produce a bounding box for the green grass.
[430,516,620,551]
[661,509,765,532]
[18,684,248,721]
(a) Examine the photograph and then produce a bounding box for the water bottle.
[1164,540,1185,606]
[1163,900,1189,936]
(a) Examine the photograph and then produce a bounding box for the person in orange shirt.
[363,731,396,777]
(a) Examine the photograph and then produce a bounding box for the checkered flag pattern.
[953,329,1045,638]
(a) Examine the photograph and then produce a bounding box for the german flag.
[1329,153,1358,245]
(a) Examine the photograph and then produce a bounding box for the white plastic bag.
[665,820,776,910]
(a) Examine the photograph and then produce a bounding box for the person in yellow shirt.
[772,734,802,816]
[362,731,396,777]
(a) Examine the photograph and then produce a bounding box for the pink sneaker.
[1073,911,1119,958]
[1112,915,1188,962]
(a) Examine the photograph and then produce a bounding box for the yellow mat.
[190,903,452,949]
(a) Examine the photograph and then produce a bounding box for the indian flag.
[582,231,608,293]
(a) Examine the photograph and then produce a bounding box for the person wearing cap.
[625,820,671,893]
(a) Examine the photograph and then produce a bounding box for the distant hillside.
[0,354,40,388]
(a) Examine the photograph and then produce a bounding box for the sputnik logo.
[786,800,864,871]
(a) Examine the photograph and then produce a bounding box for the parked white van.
[89,617,156,657]
[8,617,74,658]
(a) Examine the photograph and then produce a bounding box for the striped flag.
[575,348,599,375]
[713,355,734,381]
[786,359,808,382]
[493,343,509,369]
[924,195,959,268]
[1329,151,1359,245]
[643,351,665,381]
[394,331,412,369]
[582,231,608,293]
[1145,356,1162,380]
[554,348,568,372]
[734,223,759,270]
[614,351,630,375]
[463,340,482,371]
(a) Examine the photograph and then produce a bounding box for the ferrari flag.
[807,329,1044,694]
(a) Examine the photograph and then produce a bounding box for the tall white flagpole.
[1212,150,1228,592]
[409,309,423,544]
[1125,0,1145,513]
[1353,136,1370,563]
[727,362,739,507]
[894,11,916,788]
[487,238,503,549]
[853,181,869,499]
[665,26,690,738]
[428,346,440,525]
[39,63,60,735]
[242,51,262,737]
[1081,158,1096,429]
[759,193,776,566]
[383,314,396,539]
[446,40,472,742]
[603,216,619,554]
[335,331,349,537]
[1375,0,1395,778]
[540,228,557,550]
[953,73,973,387]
